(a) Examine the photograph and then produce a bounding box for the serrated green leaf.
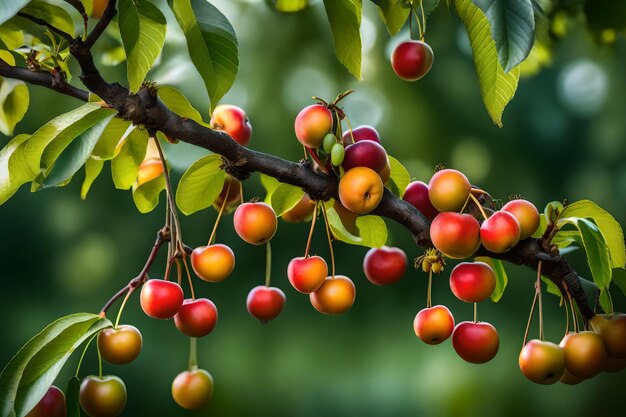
[0,313,112,417]
[558,217,612,290]
[456,0,519,127]
[20,1,76,38]
[0,0,30,27]
[271,183,304,217]
[323,0,362,79]
[65,377,80,417]
[387,156,410,198]
[118,0,166,93]
[167,0,238,111]
[0,77,29,136]
[80,157,104,199]
[0,133,30,204]
[275,0,308,12]
[0,20,24,50]
[91,118,134,161]
[132,174,166,213]
[111,128,149,190]
[175,154,225,215]
[158,86,206,125]
[473,0,535,72]
[560,200,625,269]
[475,256,508,302]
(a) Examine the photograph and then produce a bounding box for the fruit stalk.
[321,204,336,278]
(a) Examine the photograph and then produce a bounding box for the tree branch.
[17,13,74,43]
[84,0,118,48]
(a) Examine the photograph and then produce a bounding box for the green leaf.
[0,134,30,205]
[167,0,238,111]
[475,257,508,302]
[118,0,167,93]
[472,0,535,71]
[275,0,308,13]
[560,200,625,269]
[455,0,519,127]
[91,118,134,161]
[270,183,304,217]
[386,156,410,198]
[541,275,563,301]
[0,20,24,50]
[132,174,166,213]
[613,268,626,297]
[65,377,80,417]
[0,0,30,26]
[0,77,29,136]
[599,289,612,315]
[111,128,149,190]
[557,217,612,290]
[375,0,411,36]
[20,1,76,38]
[0,313,112,417]
[175,154,225,215]
[324,201,388,247]
[80,157,104,199]
[260,173,280,203]
[158,86,206,125]
[323,0,362,79]
[0,50,15,65]
[100,45,126,66]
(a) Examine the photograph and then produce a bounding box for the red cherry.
[480,211,521,253]
[452,321,499,364]
[413,305,455,345]
[430,212,481,259]
[403,181,439,221]
[174,298,218,337]
[287,256,328,294]
[342,140,388,174]
[210,104,252,146]
[449,262,496,303]
[341,125,381,145]
[391,40,434,81]
[362,246,407,286]
[246,286,286,323]
[25,385,66,417]
[140,280,184,319]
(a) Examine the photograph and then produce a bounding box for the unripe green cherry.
[323,133,337,153]
[331,143,345,166]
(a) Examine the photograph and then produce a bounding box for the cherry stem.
[239,180,244,205]
[306,147,330,176]
[265,241,272,287]
[473,302,478,324]
[184,257,195,300]
[564,294,570,336]
[537,261,544,340]
[321,204,336,278]
[97,344,103,379]
[208,179,231,246]
[176,258,183,287]
[412,5,424,40]
[469,193,489,220]
[343,114,356,144]
[153,136,183,250]
[188,337,198,371]
[565,283,579,333]
[304,203,318,258]
[426,270,433,308]
[75,333,98,378]
[113,287,134,329]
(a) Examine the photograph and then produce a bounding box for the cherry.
[97,324,142,365]
[191,244,235,283]
[91,0,109,19]
[136,159,163,186]
[391,40,434,81]
[233,202,278,245]
[403,181,439,221]
[282,194,316,223]
[559,331,607,378]
[310,276,356,314]
[287,256,328,294]
[589,314,626,359]
[210,104,252,146]
[330,142,345,166]
[342,125,381,145]
[430,212,481,259]
[428,169,471,213]
[172,369,213,410]
[25,385,66,417]
[362,246,407,286]
[560,368,585,385]
[294,104,333,148]
[480,211,521,253]
[246,285,286,323]
[140,279,184,319]
[518,339,566,384]
[338,167,384,214]
[413,305,455,345]
[174,298,218,337]
[342,140,388,174]
[452,321,499,364]
[79,375,126,417]
[449,262,496,303]
[501,199,540,239]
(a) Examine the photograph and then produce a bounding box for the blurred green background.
[2,1,626,416]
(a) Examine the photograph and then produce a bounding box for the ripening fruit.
[362,246,407,286]
[310,276,356,314]
[213,176,241,211]
[413,305,455,345]
[91,0,109,19]
[342,140,388,173]
[140,279,184,319]
[191,244,235,283]
[174,298,218,337]
[403,181,439,221]
[97,324,142,365]
[589,314,626,359]
[79,375,126,417]
[342,125,381,145]
[233,202,278,245]
[501,199,540,239]
[330,142,345,166]
[559,331,607,378]
[136,159,163,186]
[172,369,214,410]
[294,104,333,148]
[480,211,521,253]
[452,321,499,364]
[449,262,496,303]
[247,286,286,323]
[288,256,328,294]
[518,340,566,384]
[210,104,252,146]
[560,368,585,385]
[428,169,471,213]
[322,133,337,153]
[282,194,316,223]
[430,212,481,259]
[25,385,66,417]
[338,167,384,215]
[391,40,434,81]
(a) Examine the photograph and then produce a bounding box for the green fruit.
[331,143,345,166]
[323,133,337,153]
